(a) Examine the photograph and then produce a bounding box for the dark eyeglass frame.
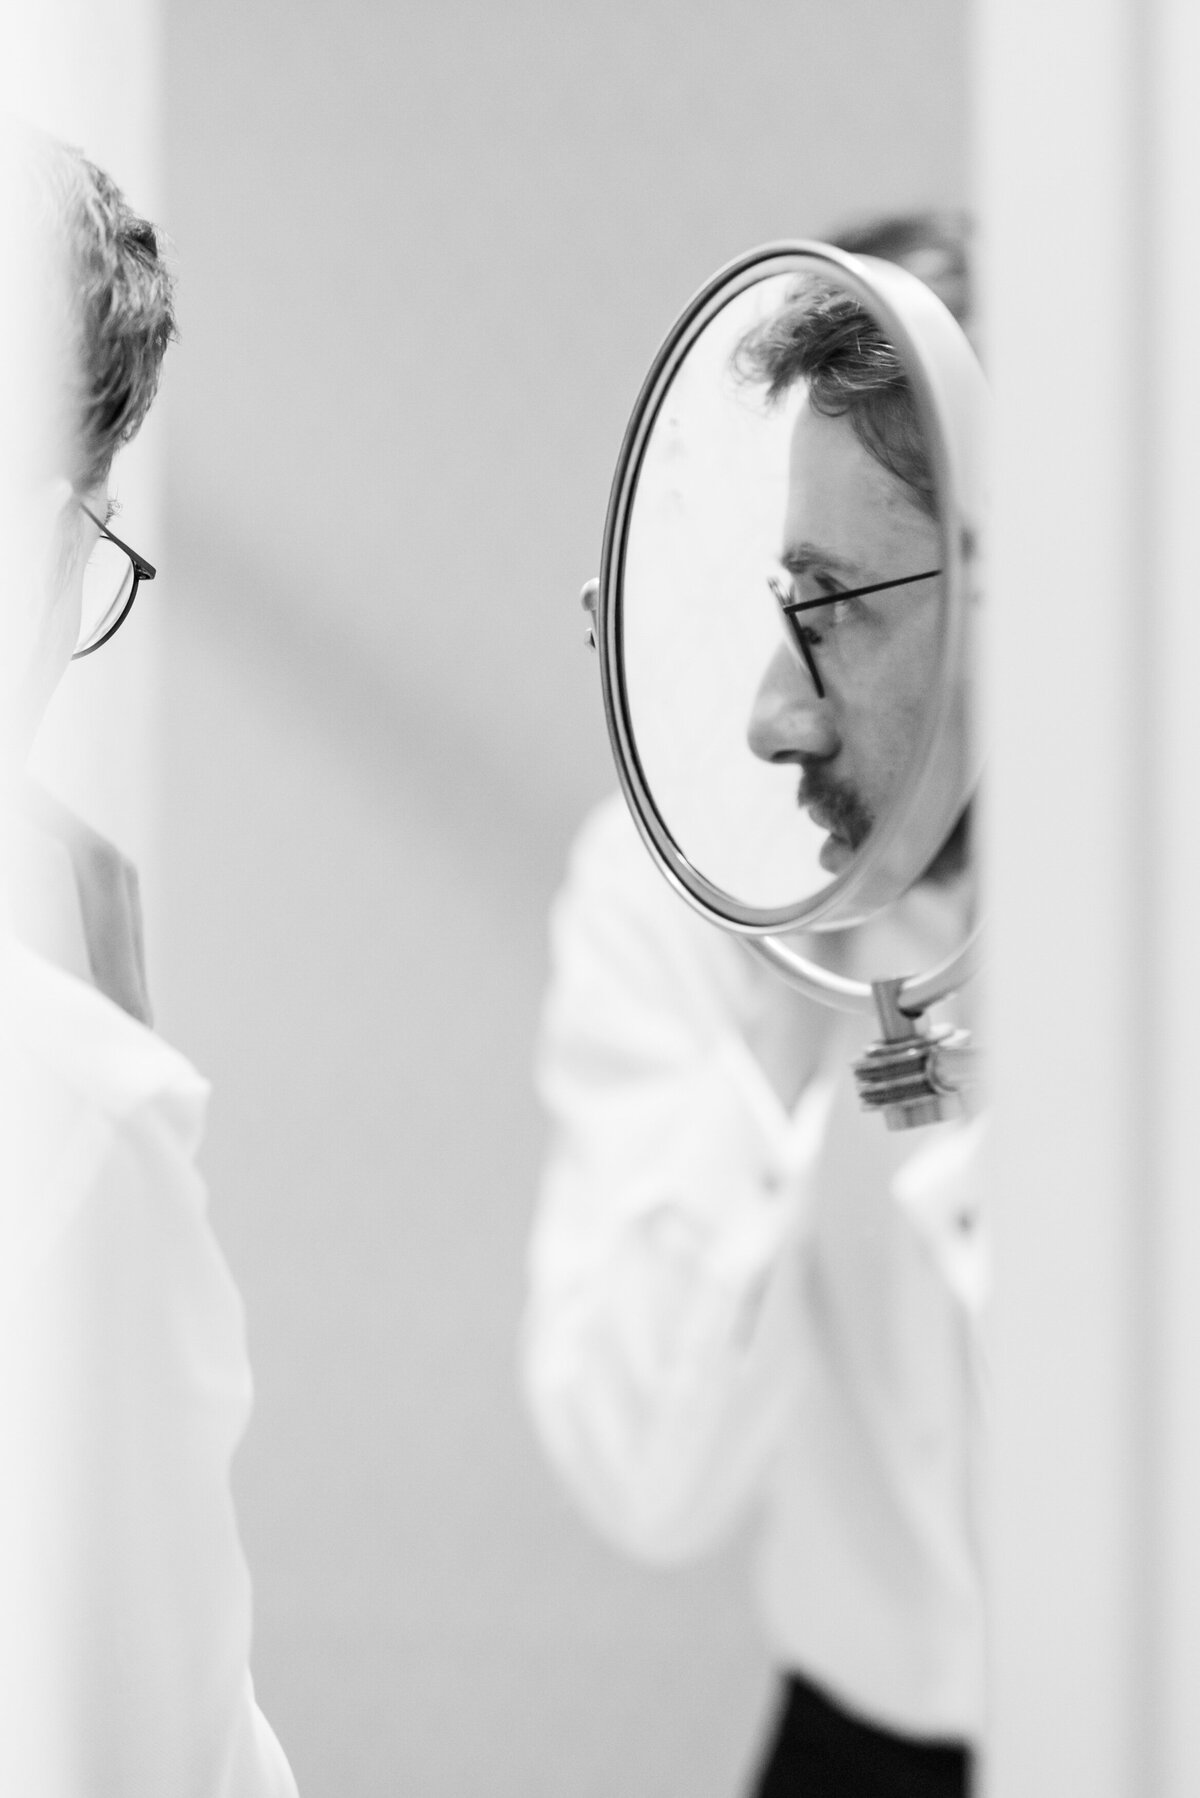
[767,565,942,698]
[71,499,157,659]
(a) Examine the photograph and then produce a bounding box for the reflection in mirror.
[613,250,976,939]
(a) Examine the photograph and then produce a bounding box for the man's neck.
[922,804,972,887]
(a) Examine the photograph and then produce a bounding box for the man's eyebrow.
[779,540,863,580]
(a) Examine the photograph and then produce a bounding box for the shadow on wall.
[154,537,770,1798]
[160,0,970,1788]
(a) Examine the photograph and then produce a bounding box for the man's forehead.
[782,397,931,573]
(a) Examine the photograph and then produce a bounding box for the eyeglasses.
[766,566,942,699]
[71,500,157,659]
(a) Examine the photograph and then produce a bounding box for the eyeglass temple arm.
[77,498,156,580]
[780,566,942,616]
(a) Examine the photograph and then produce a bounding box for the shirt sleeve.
[0,1078,298,1798]
[522,802,831,1563]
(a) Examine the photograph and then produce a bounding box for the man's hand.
[16,783,153,1026]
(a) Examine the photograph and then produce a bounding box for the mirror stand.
[585,240,988,1136]
[749,931,984,1130]
[854,979,972,1132]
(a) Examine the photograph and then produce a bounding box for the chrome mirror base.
[747,933,984,1130]
[854,979,976,1132]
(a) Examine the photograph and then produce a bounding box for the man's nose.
[746,642,839,764]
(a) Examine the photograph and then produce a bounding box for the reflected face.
[747,397,944,873]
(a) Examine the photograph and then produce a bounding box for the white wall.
[157,5,970,1794]
[980,0,1200,1790]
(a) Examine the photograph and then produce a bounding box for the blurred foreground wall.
[158,5,969,1793]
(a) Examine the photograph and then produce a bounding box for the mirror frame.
[595,241,985,1012]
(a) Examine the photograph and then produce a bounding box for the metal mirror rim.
[749,918,984,1018]
[597,240,969,939]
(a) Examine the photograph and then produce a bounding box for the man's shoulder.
[564,791,657,884]
[0,940,210,1290]
[0,937,207,1148]
[559,792,720,954]
[550,794,770,1025]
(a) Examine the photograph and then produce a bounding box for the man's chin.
[818,834,856,874]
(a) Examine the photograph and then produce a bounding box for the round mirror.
[596,243,986,965]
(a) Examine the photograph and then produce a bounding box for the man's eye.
[767,573,848,642]
[811,574,853,616]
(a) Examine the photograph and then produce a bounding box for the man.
[0,132,296,1796]
[742,274,961,879]
[523,218,981,1797]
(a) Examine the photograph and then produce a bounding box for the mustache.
[796,764,874,848]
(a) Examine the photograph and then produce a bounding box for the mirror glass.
[621,275,827,908]
[604,247,981,936]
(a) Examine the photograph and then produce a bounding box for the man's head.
[830,210,971,337]
[3,131,175,763]
[739,220,971,878]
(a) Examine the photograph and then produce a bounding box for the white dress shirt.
[0,930,297,1797]
[523,794,986,1741]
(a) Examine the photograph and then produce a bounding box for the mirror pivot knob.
[855,978,967,1131]
[580,578,599,651]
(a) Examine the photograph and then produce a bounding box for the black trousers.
[748,1674,973,1798]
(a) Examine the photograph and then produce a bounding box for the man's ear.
[27,475,75,533]
[38,475,84,576]
[1,477,85,765]
[9,476,73,632]
[18,476,79,601]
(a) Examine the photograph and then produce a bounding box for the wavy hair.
[733,275,935,518]
[22,133,176,491]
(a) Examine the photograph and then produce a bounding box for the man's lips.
[796,768,877,853]
[796,779,846,839]
[802,800,841,837]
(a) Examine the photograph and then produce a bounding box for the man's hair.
[731,211,972,521]
[733,280,935,516]
[24,134,176,492]
[829,209,971,328]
